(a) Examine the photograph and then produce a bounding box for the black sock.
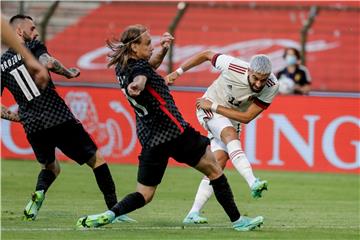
[35,169,56,193]
[210,174,241,222]
[111,192,146,217]
[93,164,118,209]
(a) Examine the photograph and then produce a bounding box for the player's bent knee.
[144,194,154,204]
[44,161,61,176]
[138,191,154,204]
[208,162,223,179]
[196,158,223,180]
[218,158,228,169]
[214,151,229,169]
[86,151,105,169]
[52,167,61,176]
[220,127,238,143]
[136,184,156,204]
[206,156,224,179]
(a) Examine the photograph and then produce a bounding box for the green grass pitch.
[1,159,359,239]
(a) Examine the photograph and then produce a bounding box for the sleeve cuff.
[254,97,270,109]
[211,53,222,67]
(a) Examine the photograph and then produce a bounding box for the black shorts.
[137,126,210,186]
[26,120,98,165]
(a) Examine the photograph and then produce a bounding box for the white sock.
[188,178,213,214]
[227,139,256,188]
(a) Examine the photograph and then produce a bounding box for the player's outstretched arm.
[39,53,80,79]
[165,50,216,85]
[149,32,174,69]
[196,98,264,124]
[1,16,49,89]
[180,50,216,72]
[1,105,20,122]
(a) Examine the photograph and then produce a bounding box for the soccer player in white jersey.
[166,50,279,224]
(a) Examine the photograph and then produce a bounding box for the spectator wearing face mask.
[276,47,312,95]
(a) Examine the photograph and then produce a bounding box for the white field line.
[1,225,359,232]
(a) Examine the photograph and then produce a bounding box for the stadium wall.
[1,87,359,174]
[46,2,360,92]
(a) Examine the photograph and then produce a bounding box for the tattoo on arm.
[39,53,74,78]
[1,105,20,122]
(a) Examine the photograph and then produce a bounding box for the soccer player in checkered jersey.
[1,15,134,223]
[76,24,264,231]
[1,15,49,89]
[166,51,279,224]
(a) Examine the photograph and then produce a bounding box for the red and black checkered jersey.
[115,59,189,148]
[1,40,75,134]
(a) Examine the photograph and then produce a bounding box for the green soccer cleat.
[76,210,115,229]
[111,214,137,223]
[23,190,45,221]
[251,178,268,199]
[183,212,208,224]
[233,216,264,231]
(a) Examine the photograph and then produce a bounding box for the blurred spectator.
[277,47,311,95]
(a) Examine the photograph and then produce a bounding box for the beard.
[23,33,34,42]
[250,86,263,93]
[248,76,264,93]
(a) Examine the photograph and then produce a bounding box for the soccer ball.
[278,76,295,94]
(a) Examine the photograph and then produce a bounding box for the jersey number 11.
[10,64,40,101]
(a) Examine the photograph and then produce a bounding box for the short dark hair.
[9,14,33,24]
[283,47,301,60]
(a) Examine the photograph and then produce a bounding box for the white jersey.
[204,54,279,111]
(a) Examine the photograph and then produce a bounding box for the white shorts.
[210,137,228,153]
[196,108,241,153]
